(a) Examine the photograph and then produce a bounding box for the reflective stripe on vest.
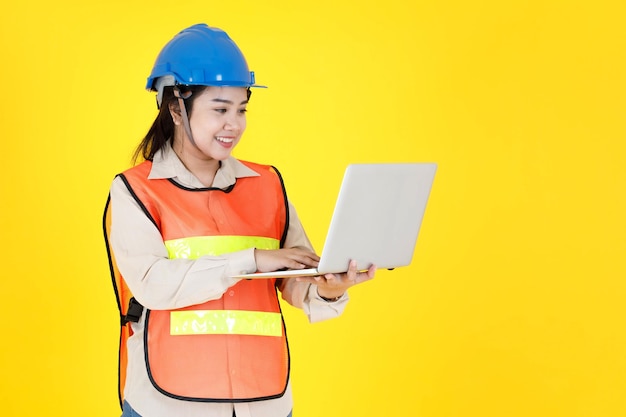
[170,310,282,336]
[166,236,281,338]
[165,235,279,259]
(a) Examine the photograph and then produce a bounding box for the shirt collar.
[148,143,260,189]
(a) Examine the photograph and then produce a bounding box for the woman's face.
[174,86,248,162]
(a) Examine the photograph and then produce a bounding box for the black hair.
[132,85,207,163]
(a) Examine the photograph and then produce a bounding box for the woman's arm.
[109,176,252,310]
[277,200,352,322]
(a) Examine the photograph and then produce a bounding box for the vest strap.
[121,297,144,325]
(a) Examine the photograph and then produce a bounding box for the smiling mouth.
[215,136,234,144]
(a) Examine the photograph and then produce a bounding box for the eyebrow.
[211,98,249,105]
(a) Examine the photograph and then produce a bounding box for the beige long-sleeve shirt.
[108,144,348,417]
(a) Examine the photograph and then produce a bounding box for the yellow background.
[1,1,625,416]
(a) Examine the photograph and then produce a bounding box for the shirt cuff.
[303,284,349,323]
[222,247,257,277]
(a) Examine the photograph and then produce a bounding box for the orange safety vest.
[103,160,290,407]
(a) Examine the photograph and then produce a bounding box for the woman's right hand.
[254,248,320,273]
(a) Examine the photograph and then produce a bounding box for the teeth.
[215,136,234,143]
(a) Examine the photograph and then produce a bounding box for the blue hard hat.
[146,24,264,102]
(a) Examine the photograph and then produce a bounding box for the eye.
[214,108,227,114]
[239,108,248,114]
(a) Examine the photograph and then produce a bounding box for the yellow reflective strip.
[170,310,283,337]
[165,236,280,259]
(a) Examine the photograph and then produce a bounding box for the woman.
[104,23,375,417]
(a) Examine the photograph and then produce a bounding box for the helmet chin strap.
[173,86,199,149]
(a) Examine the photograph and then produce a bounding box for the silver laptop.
[231,163,437,279]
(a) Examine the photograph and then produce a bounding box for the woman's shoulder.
[231,158,282,176]
[223,157,276,177]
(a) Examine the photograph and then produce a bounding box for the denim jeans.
[121,401,293,417]
[121,401,142,417]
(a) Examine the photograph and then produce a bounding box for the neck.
[172,141,220,187]
[190,160,220,187]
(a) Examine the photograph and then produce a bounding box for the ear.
[168,101,182,125]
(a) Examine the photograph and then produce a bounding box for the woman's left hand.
[296,259,376,300]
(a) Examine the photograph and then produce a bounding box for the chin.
[211,152,234,161]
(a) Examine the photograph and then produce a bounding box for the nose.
[224,114,245,133]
